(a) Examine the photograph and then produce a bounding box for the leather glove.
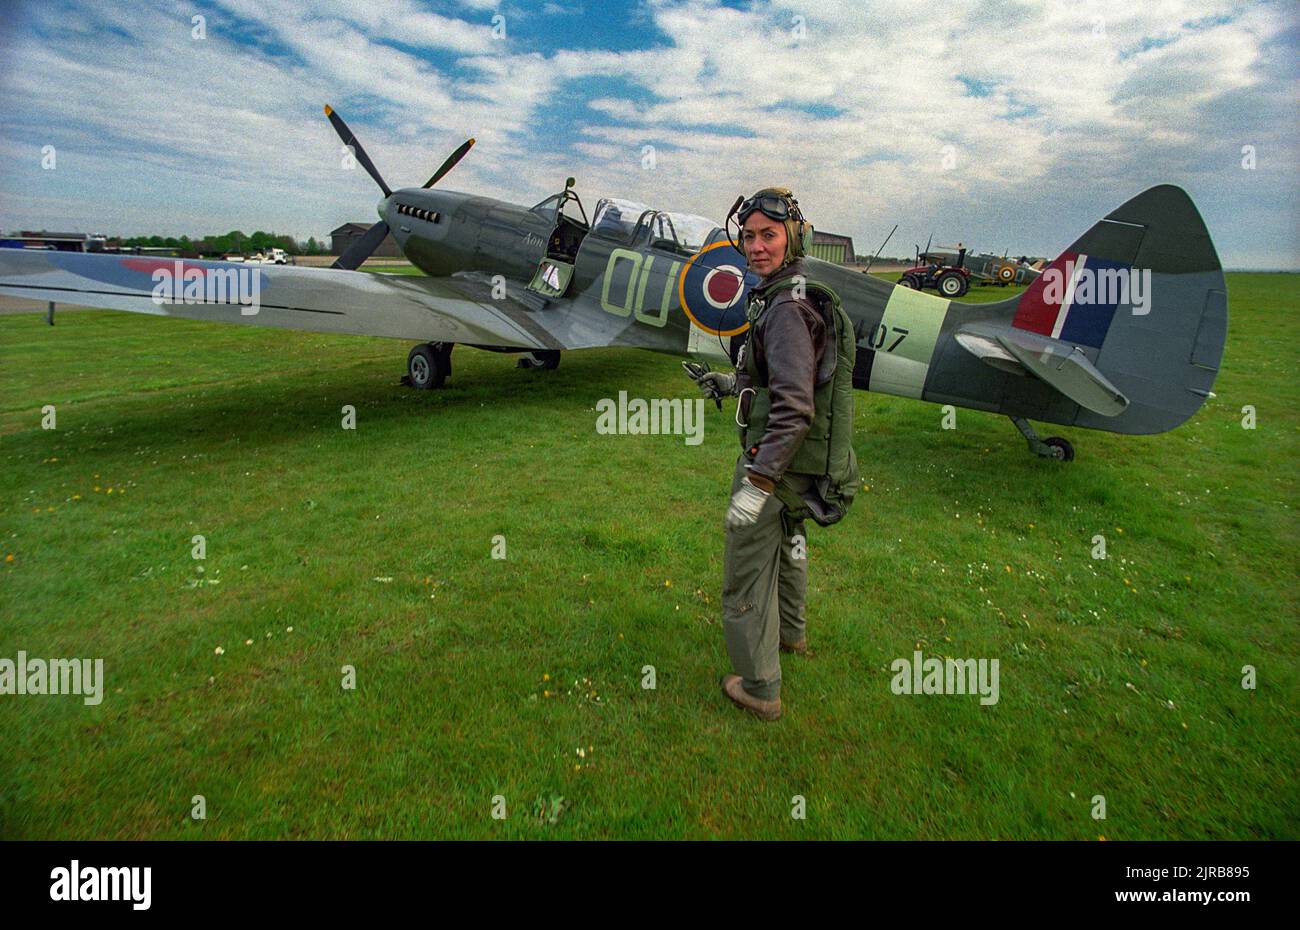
[698,371,737,398]
[725,476,770,530]
[682,361,736,408]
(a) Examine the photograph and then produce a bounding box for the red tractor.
[898,243,970,298]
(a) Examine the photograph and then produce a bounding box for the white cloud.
[0,0,1294,266]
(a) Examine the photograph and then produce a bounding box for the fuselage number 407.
[861,322,909,351]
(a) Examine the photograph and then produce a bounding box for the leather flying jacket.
[735,258,829,484]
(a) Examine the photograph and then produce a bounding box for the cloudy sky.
[1,0,1296,268]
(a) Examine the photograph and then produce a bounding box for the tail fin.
[1006,185,1226,434]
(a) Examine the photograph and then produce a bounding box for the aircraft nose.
[377,196,390,221]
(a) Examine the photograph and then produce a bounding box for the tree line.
[115,230,330,256]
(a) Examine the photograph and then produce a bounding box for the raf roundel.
[702,266,742,309]
[677,240,757,337]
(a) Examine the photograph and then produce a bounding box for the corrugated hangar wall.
[809,231,854,264]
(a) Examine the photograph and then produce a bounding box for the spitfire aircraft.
[0,106,1226,461]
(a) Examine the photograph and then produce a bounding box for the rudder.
[1010,185,1226,434]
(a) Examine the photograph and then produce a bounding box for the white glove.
[726,476,770,529]
[698,371,738,398]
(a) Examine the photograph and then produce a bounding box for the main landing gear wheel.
[406,342,452,389]
[937,271,969,298]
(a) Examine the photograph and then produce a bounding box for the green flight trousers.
[722,454,811,701]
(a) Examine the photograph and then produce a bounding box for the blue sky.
[0,0,1296,267]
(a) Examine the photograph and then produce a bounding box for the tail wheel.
[407,343,449,389]
[937,271,969,298]
[900,274,922,290]
[1043,437,1075,462]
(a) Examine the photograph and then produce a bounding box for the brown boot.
[720,674,782,721]
[779,638,809,655]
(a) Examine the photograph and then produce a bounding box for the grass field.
[1,272,1296,839]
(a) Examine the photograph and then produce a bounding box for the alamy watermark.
[890,650,999,705]
[50,860,150,910]
[595,391,705,446]
[150,260,262,315]
[1040,259,1152,316]
[0,650,104,705]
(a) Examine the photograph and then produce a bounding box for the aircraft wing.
[0,249,589,351]
[954,321,1130,417]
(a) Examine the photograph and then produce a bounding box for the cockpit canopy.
[529,184,726,257]
[590,198,722,255]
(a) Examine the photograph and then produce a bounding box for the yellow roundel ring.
[996,263,1016,282]
[677,240,753,337]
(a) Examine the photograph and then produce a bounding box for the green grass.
[1,273,1296,839]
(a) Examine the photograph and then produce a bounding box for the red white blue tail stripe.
[1012,251,1127,350]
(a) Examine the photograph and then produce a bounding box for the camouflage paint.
[0,185,1225,439]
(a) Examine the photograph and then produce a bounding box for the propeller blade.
[422,137,475,188]
[331,220,390,271]
[324,104,392,198]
